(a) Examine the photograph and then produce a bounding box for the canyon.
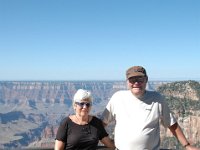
[0,80,199,149]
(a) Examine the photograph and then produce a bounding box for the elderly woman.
[55,89,115,150]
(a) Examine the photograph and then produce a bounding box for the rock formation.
[0,80,199,149]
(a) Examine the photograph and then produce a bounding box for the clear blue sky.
[0,0,199,81]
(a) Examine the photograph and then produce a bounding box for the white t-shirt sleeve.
[159,94,177,127]
[101,92,118,125]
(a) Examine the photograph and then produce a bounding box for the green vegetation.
[161,137,182,150]
[164,96,199,117]
[161,137,200,150]
[157,80,200,117]
[157,80,200,149]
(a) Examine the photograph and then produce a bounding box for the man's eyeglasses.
[75,102,91,108]
[128,77,146,84]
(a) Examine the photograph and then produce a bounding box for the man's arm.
[100,136,115,150]
[169,122,200,150]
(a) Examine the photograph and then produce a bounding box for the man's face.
[127,76,147,98]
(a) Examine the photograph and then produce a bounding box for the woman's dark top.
[55,116,108,150]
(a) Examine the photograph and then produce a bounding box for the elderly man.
[102,66,199,150]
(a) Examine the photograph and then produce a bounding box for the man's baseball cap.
[126,66,147,79]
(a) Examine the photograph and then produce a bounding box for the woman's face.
[74,99,92,116]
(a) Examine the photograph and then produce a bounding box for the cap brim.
[127,72,145,79]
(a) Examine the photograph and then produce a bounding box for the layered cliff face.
[0,81,127,149]
[0,81,199,149]
[158,80,200,148]
[0,81,126,105]
[158,80,200,101]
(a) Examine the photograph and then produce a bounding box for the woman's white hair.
[73,89,93,104]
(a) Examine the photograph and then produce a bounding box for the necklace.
[75,115,89,125]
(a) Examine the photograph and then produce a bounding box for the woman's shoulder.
[60,116,72,126]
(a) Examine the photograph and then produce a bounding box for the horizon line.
[0,79,200,82]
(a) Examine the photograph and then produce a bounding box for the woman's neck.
[75,114,89,125]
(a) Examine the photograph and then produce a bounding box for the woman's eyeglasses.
[75,102,91,108]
